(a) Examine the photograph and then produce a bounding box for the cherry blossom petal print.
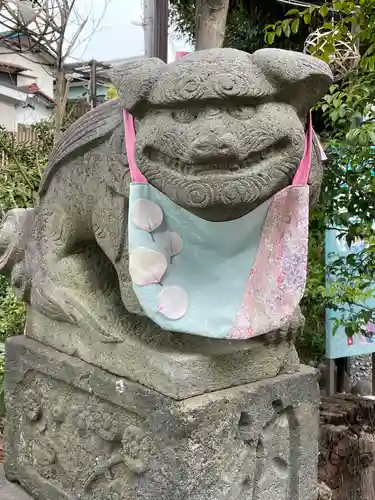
[129,247,168,286]
[157,286,189,320]
[159,231,183,260]
[132,199,163,232]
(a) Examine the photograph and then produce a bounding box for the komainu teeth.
[146,148,259,172]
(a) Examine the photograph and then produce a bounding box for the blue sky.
[70,0,192,63]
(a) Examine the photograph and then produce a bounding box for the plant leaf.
[283,21,291,37]
[320,4,329,17]
[291,18,300,34]
[267,31,275,44]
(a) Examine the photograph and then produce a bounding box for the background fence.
[0,124,40,167]
[1,101,94,167]
[15,124,39,144]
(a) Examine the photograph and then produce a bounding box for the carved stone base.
[4,336,319,500]
[25,308,300,400]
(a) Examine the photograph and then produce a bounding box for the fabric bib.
[124,110,312,339]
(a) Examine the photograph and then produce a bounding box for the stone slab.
[26,309,300,399]
[0,466,34,499]
[4,336,319,500]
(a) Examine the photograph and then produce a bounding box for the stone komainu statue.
[0,48,332,398]
[1,48,333,500]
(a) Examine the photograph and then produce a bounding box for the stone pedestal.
[3,336,319,500]
[25,309,300,400]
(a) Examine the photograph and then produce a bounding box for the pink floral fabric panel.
[230,185,309,339]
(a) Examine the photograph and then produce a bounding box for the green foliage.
[0,276,26,342]
[0,123,51,216]
[298,206,326,361]
[0,342,4,417]
[169,0,317,54]
[266,0,375,359]
[322,142,375,336]
[106,87,118,100]
[0,121,52,343]
[170,0,375,359]
[266,0,375,67]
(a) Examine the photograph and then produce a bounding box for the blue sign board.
[325,228,375,359]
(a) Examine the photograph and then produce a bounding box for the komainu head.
[113,48,333,221]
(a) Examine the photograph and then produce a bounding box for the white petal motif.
[159,231,183,259]
[157,286,188,320]
[129,247,167,286]
[132,199,163,232]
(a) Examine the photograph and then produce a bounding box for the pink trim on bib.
[230,114,313,339]
[230,185,309,339]
[293,112,312,185]
[123,109,147,184]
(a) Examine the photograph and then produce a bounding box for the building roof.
[0,32,56,63]
[0,80,55,107]
[0,61,27,73]
[18,82,55,105]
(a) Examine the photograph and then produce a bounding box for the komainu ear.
[110,57,167,113]
[252,48,333,114]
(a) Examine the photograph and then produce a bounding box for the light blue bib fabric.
[124,109,313,340]
[128,182,272,338]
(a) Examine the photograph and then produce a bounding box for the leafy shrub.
[0,121,52,416]
[169,0,318,54]
[264,0,375,361]
[298,206,326,362]
[0,276,26,341]
[0,121,52,340]
[0,342,4,417]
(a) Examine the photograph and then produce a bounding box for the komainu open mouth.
[143,138,290,176]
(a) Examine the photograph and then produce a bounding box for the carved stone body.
[0,48,331,397]
[0,48,332,500]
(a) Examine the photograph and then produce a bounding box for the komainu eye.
[228,106,255,120]
[171,109,198,123]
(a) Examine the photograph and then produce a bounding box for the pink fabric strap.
[293,112,313,186]
[123,109,147,183]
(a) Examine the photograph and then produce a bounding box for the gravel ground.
[316,355,374,395]
[350,354,373,382]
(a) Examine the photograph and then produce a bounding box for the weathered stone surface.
[0,466,34,500]
[319,394,375,499]
[5,336,320,500]
[351,378,372,396]
[0,49,332,376]
[25,308,300,399]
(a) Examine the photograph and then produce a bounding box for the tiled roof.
[17,83,55,104]
[0,61,27,73]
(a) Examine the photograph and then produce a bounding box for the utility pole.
[143,0,169,62]
[89,58,97,108]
